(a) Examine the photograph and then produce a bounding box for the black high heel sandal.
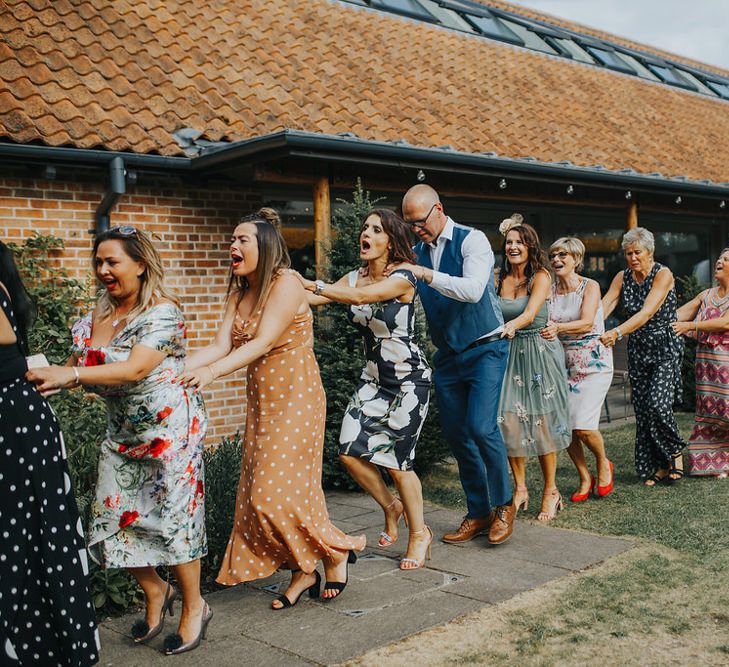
[131,582,177,644]
[322,550,357,601]
[271,570,321,610]
[666,453,685,484]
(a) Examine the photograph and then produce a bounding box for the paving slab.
[98,492,633,666]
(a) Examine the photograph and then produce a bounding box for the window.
[463,13,523,46]
[500,20,558,55]
[544,37,595,63]
[677,70,718,96]
[418,0,475,32]
[585,47,635,74]
[646,64,695,90]
[705,79,729,98]
[615,53,661,81]
[368,0,435,21]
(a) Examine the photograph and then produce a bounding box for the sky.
[506,0,729,70]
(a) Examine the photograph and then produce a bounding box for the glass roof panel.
[418,0,475,31]
[585,47,635,74]
[369,0,435,21]
[647,64,695,89]
[500,20,558,55]
[464,13,523,45]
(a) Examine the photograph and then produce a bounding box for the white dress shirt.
[426,217,502,338]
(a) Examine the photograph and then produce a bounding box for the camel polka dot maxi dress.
[216,307,365,585]
[0,295,99,666]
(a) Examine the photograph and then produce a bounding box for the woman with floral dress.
[28,227,210,656]
[496,216,571,521]
[296,208,433,570]
[600,227,686,486]
[541,237,614,501]
[673,247,729,478]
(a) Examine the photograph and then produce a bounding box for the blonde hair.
[228,207,291,316]
[622,227,655,254]
[92,227,178,323]
[550,237,586,272]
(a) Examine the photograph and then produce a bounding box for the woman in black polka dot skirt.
[0,242,99,666]
[601,228,686,485]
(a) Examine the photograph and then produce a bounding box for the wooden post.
[626,200,638,230]
[313,175,331,278]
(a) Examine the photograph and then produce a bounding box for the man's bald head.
[401,184,447,243]
[402,184,440,211]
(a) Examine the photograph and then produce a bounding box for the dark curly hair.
[0,241,35,355]
[497,222,549,294]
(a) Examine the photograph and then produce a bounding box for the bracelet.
[206,365,217,381]
[72,366,80,386]
[615,327,623,341]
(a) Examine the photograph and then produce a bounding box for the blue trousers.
[434,339,512,518]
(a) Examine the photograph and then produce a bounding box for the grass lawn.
[359,413,729,666]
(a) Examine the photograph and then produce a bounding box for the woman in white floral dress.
[298,209,433,570]
[28,227,209,656]
[541,237,614,503]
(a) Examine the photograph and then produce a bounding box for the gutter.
[94,156,127,234]
[197,130,729,198]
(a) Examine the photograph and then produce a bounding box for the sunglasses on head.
[109,226,138,236]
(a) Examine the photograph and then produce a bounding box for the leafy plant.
[201,432,243,582]
[90,563,144,610]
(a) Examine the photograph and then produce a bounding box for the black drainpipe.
[94,156,129,234]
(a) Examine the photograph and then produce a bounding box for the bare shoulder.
[655,265,674,283]
[532,268,552,286]
[0,280,9,300]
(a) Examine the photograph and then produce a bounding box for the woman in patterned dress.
[673,247,729,478]
[541,237,615,501]
[1,241,99,666]
[600,227,686,486]
[296,209,433,570]
[496,216,571,521]
[181,208,365,608]
[27,227,209,656]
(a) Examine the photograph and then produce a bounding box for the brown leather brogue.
[488,501,515,545]
[441,515,493,544]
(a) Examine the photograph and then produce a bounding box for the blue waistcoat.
[415,224,503,355]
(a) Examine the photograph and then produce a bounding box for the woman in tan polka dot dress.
[182,209,365,608]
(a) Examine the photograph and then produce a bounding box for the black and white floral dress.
[338,269,431,471]
[622,263,686,478]
[0,295,99,666]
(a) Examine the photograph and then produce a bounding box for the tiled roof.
[1,0,729,183]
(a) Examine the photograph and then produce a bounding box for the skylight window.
[706,79,729,98]
[463,13,523,46]
[418,0,475,32]
[545,37,594,64]
[585,47,635,74]
[500,20,558,55]
[678,70,718,96]
[616,53,661,81]
[368,0,435,21]
[646,64,695,90]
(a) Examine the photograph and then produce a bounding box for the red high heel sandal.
[597,460,614,498]
[570,477,595,503]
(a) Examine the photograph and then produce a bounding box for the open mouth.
[231,252,243,267]
[360,240,371,252]
[102,278,118,290]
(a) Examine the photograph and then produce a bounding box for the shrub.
[201,432,243,583]
[311,181,450,489]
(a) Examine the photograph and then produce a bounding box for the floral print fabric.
[497,296,571,457]
[549,278,613,430]
[622,263,685,478]
[338,269,431,471]
[71,303,208,568]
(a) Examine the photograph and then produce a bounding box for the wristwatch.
[615,327,623,341]
[314,279,326,295]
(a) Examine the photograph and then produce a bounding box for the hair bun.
[257,207,281,229]
[499,213,524,237]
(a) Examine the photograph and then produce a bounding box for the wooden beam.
[626,200,638,230]
[313,175,331,278]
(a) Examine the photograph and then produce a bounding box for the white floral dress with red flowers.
[71,303,208,568]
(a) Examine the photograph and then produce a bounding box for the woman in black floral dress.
[297,209,433,570]
[601,228,686,485]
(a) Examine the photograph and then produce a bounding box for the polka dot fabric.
[622,264,686,478]
[0,296,99,666]
[216,308,365,585]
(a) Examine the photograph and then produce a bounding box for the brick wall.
[1,167,262,442]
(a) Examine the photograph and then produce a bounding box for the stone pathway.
[98,492,632,666]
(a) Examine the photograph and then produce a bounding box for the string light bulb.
[566,185,574,195]
[625,190,632,200]
[675,196,682,205]
[416,169,426,182]
[499,178,507,190]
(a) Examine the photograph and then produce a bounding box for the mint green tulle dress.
[497,296,571,457]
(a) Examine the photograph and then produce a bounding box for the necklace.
[111,311,128,327]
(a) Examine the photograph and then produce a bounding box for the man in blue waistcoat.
[401,184,515,544]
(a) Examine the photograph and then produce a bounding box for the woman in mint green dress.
[496,216,571,521]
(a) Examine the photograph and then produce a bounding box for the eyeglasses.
[403,203,436,229]
[548,251,570,261]
[110,226,138,236]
